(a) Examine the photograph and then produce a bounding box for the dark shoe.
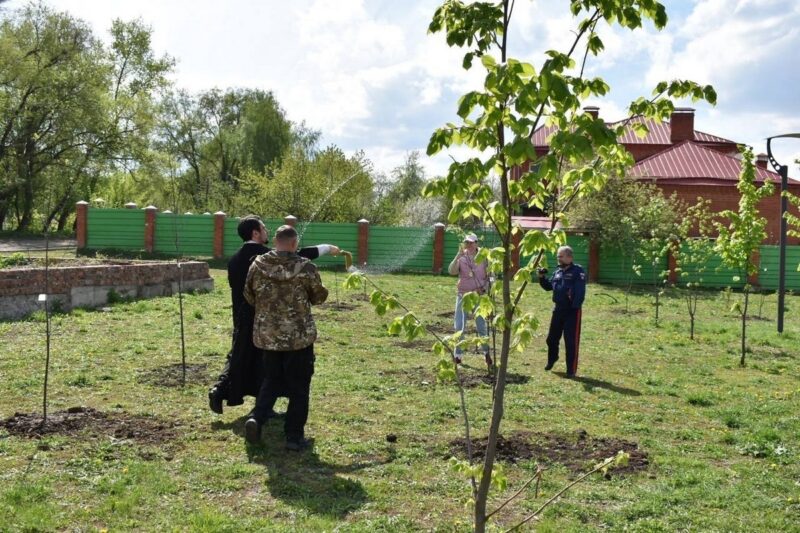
[208,387,224,414]
[244,418,261,444]
[484,353,493,368]
[454,356,462,365]
[265,409,285,420]
[285,438,312,452]
[544,357,559,371]
[566,372,576,378]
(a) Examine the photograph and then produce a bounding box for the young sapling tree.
[714,148,773,366]
[351,1,715,529]
[672,198,715,339]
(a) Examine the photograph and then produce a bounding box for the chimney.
[670,107,695,143]
[756,153,769,170]
[584,106,599,119]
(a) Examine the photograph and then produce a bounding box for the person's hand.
[329,245,341,256]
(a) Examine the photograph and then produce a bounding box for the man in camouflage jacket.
[243,224,328,450]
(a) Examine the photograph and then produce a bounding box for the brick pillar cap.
[76,200,89,206]
[434,222,445,228]
[285,215,297,221]
[214,211,226,216]
[144,205,158,210]
[184,211,193,215]
[124,202,137,208]
[162,210,172,214]
[203,212,212,215]
[358,219,369,224]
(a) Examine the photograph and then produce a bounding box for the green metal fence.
[299,222,359,268]
[86,209,145,250]
[369,225,435,271]
[759,245,800,291]
[598,247,668,286]
[154,213,214,256]
[81,209,800,288]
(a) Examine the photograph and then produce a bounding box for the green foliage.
[715,148,773,279]
[673,198,716,339]
[0,6,172,232]
[423,0,716,528]
[0,252,26,268]
[242,146,374,223]
[714,148,774,366]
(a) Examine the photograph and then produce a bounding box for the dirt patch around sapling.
[449,429,649,476]
[319,302,359,311]
[137,362,211,387]
[457,368,530,388]
[384,364,530,388]
[0,406,180,446]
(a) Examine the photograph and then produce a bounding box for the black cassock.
[217,242,320,406]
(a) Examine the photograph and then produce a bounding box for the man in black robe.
[208,215,339,414]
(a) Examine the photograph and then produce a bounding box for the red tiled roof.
[629,141,787,184]
[531,116,736,147]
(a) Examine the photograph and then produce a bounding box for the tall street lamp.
[766,133,800,333]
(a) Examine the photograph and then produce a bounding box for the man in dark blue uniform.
[538,245,586,377]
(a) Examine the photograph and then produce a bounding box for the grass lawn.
[1,268,799,531]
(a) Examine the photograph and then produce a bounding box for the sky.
[6,0,800,179]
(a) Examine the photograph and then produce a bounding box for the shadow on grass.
[212,416,383,518]
[554,372,641,396]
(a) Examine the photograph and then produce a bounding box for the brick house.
[521,107,800,244]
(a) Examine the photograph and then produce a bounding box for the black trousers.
[546,307,582,375]
[253,345,315,441]
[214,315,286,408]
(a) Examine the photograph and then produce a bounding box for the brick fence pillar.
[213,211,226,259]
[124,202,137,209]
[284,215,297,227]
[667,248,678,284]
[75,201,89,250]
[144,206,157,253]
[588,238,600,283]
[432,223,445,273]
[357,219,369,266]
[748,250,760,286]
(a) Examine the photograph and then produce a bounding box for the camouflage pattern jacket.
[244,250,329,351]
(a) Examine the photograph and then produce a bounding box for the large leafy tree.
[0,5,171,231]
[157,87,293,210]
[387,1,715,530]
[243,145,374,223]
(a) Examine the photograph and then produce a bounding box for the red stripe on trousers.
[572,309,582,374]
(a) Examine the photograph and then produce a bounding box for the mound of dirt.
[319,302,359,311]
[0,406,180,445]
[137,363,210,387]
[450,430,649,476]
[458,370,530,388]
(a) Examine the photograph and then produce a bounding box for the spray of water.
[296,168,364,243]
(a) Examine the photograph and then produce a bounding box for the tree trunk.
[740,288,749,367]
[56,204,71,232]
[654,288,660,325]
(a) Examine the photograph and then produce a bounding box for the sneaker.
[285,438,312,452]
[454,356,462,365]
[244,418,261,444]
[208,387,224,415]
[544,357,559,371]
